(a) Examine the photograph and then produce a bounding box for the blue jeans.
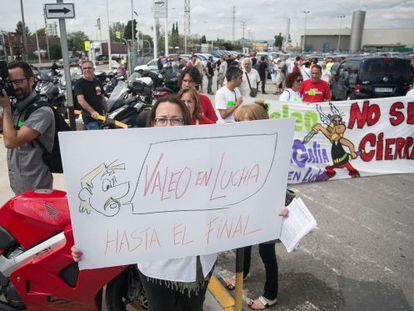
[84,121,103,130]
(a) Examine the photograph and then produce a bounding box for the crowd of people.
[0,59,295,310]
[2,53,412,310]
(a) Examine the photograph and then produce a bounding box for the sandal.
[248,296,277,310]
[224,278,235,290]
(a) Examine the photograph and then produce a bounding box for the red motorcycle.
[0,189,147,310]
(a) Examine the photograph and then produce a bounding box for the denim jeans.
[84,121,103,130]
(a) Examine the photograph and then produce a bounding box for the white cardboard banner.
[60,119,295,270]
[267,96,414,183]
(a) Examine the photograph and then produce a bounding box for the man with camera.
[0,61,55,195]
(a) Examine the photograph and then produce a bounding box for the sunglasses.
[295,79,303,83]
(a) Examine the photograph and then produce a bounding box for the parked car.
[331,57,412,100]
[58,55,80,67]
[134,59,159,72]
[96,55,108,61]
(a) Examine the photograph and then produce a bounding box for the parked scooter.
[106,73,154,128]
[0,189,147,310]
[34,69,66,115]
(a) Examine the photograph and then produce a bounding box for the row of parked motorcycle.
[33,65,180,129]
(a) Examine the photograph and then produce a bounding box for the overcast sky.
[2,0,414,44]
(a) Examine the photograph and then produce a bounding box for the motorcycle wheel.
[106,268,148,311]
[0,302,19,311]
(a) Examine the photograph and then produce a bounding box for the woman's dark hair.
[285,72,303,88]
[7,61,34,78]
[146,94,191,127]
[179,66,202,87]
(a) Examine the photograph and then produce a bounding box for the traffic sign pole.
[54,0,76,130]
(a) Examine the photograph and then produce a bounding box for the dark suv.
[331,57,412,100]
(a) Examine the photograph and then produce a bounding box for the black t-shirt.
[74,78,104,123]
[258,62,268,78]
[206,61,214,76]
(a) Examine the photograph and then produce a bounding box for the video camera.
[0,61,14,96]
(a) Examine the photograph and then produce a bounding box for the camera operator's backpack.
[18,100,71,173]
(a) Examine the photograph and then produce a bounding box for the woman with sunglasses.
[178,87,215,125]
[278,72,303,104]
[72,95,217,310]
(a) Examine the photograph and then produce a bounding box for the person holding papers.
[225,102,291,310]
[72,95,216,311]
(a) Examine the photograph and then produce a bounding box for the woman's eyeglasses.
[154,117,184,126]
[295,79,303,83]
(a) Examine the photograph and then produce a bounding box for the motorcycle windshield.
[107,81,128,112]
[127,72,143,84]
[38,70,53,82]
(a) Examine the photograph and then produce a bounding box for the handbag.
[245,72,258,97]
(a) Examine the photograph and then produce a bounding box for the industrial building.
[298,11,414,53]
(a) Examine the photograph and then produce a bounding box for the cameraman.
[0,61,55,195]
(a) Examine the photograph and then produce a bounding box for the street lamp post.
[106,0,112,72]
[130,0,135,71]
[20,0,28,61]
[337,15,345,52]
[303,10,310,53]
[1,32,7,61]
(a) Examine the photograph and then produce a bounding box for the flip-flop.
[224,278,235,290]
[248,296,277,310]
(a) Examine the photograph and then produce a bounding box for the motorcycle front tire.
[0,302,18,311]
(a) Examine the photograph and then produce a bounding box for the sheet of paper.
[280,197,317,252]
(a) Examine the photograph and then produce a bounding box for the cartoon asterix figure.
[303,103,360,179]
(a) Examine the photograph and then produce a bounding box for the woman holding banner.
[72,95,216,311]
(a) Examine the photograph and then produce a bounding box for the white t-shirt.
[219,61,228,75]
[214,86,242,123]
[321,69,331,83]
[279,88,303,104]
[138,254,217,282]
[239,68,260,97]
[301,66,311,80]
[406,88,414,97]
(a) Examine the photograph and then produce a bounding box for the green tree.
[49,43,62,59]
[67,31,89,53]
[124,20,137,40]
[139,31,154,54]
[171,22,180,49]
[200,35,207,44]
[36,28,46,36]
[274,33,283,49]
[110,22,125,42]
[15,21,30,36]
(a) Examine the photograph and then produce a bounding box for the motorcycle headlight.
[133,102,144,110]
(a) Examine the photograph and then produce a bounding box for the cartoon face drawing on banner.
[78,161,131,217]
[305,103,361,180]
